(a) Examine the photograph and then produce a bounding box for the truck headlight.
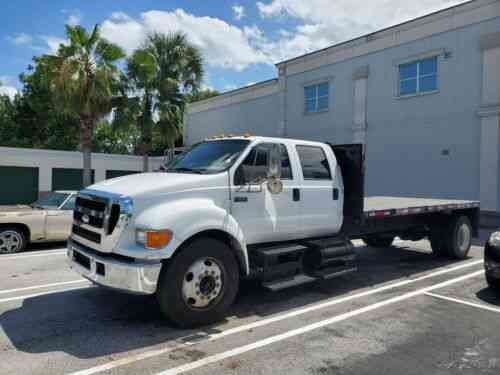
[488,232,500,248]
[136,229,173,249]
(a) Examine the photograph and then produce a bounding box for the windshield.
[32,192,70,209]
[167,140,250,174]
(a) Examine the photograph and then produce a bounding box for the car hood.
[86,172,227,199]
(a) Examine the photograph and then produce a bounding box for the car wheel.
[0,227,27,254]
[486,274,500,290]
[156,237,240,328]
[363,236,394,248]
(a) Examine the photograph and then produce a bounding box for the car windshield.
[166,140,250,174]
[32,192,69,209]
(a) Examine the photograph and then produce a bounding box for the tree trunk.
[140,94,153,172]
[80,117,95,188]
[142,153,149,172]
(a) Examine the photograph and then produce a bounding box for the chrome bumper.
[67,240,162,295]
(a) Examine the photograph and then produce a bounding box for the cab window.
[61,195,76,210]
[296,145,331,180]
[234,143,292,185]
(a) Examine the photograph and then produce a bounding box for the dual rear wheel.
[430,215,472,259]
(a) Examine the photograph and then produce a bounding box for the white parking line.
[0,280,87,295]
[0,285,92,304]
[0,249,67,260]
[425,292,500,314]
[156,270,484,375]
[67,259,483,375]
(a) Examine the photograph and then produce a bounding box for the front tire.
[156,237,239,328]
[0,226,27,254]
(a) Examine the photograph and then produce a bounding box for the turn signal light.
[146,230,173,249]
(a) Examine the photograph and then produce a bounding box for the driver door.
[231,142,300,245]
[45,194,76,240]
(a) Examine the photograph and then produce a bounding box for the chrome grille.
[70,190,131,254]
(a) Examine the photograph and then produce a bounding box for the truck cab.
[67,136,477,327]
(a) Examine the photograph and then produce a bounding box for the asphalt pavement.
[1,232,499,375]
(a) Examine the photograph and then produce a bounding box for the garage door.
[105,170,140,179]
[52,168,95,191]
[0,166,39,205]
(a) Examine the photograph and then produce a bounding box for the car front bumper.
[67,239,162,295]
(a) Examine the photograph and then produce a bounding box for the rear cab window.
[295,145,332,180]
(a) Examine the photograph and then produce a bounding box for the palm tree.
[40,25,125,187]
[123,32,203,171]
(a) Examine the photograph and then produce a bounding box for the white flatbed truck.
[67,136,479,326]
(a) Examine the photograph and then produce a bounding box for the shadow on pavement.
[0,243,483,359]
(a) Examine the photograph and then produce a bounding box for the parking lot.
[1,232,499,375]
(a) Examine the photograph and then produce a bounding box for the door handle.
[333,188,339,201]
[234,196,248,203]
[293,188,300,202]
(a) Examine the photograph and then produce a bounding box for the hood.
[0,205,34,213]
[87,172,227,199]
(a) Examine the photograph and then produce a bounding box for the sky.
[0,0,469,98]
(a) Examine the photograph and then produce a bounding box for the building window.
[304,82,329,113]
[399,56,438,96]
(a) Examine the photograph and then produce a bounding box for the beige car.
[0,191,77,254]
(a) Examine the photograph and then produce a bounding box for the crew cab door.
[45,194,76,240]
[294,144,343,237]
[231,142,300,244]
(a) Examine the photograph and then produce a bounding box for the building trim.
[187,79,278,114]
[479,31,500,50]
[478,105,500,117]
[277,0,499,76]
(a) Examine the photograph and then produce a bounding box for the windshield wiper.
[167,167,207,174]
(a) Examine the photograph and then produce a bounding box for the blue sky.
[1,0,467,97]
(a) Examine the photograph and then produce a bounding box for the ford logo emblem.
[82,214,90,224]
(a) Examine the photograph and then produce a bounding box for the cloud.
[6,33,33,45]
[62,9,82,26]
[257,0,469,61]
[101,9,270,71]
[0,76,18,99]
[232,4,245,20]
[41,36,68,54]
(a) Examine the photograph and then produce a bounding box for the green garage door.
[0,166,39,205]
[52,168,94,191]
[106,170,140,179]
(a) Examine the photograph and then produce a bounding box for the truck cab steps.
[251,237,357,291]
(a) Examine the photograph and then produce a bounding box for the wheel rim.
[457,223,471,253]
[0,231,23,254]
[182,257,224,310]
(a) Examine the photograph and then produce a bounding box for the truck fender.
[134,198,250,275]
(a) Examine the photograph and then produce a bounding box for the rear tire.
[156,237,239,328]
[0,226,27,254]
[445,216,472,259]
[362,236,394,248]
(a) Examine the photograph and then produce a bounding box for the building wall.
[185,0,500,211]
[0,146,165,196]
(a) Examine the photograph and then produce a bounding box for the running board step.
[262,274,317,291]
[262,265,357,291]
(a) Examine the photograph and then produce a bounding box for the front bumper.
[67,239,162,295]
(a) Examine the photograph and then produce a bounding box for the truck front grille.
[74,196,107,229]
[72,224,101,244]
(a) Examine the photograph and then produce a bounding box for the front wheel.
[0,227,27,254]
[156,237,240,327]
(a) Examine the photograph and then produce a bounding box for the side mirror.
[267,144,283,194]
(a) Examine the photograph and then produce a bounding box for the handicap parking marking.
[424,292,500,314]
